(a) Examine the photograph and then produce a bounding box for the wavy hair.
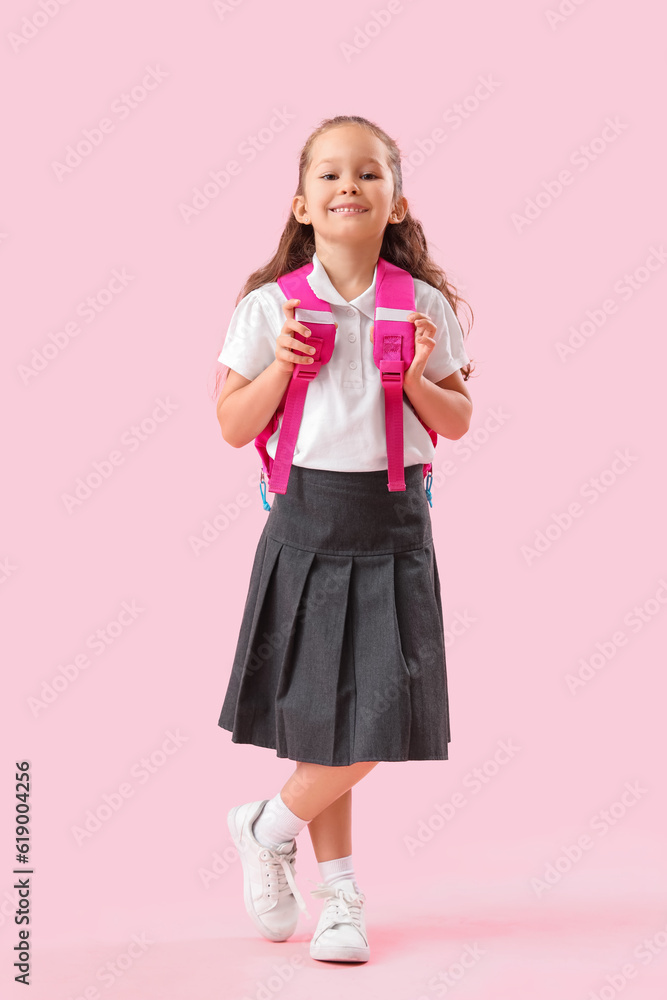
[213,115,475,398]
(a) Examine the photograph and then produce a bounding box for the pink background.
[3,0,665,996]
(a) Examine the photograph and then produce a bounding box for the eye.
[320,173,379,180]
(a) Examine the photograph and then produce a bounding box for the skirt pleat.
[218,464,452,765]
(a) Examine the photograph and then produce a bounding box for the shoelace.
[307,880,367,938]
[260,844,311,919]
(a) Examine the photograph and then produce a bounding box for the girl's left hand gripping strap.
[269,266,337,494]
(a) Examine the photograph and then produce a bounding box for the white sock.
[252,792,308,848]
[318,855,360,894]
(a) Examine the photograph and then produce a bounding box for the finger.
[283,317,312,338]
[408,312,435,327]
[282,297,300,318]
[290,334,316,354]
[282,298,318,339]
[284,312,337,336]
[279,327,314,352]
[280,342,315,363]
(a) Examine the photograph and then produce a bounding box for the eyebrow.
[313,158,385,169]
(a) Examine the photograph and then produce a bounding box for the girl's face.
[294,125,407,246]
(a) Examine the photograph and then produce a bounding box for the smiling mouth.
[329,207,369,214]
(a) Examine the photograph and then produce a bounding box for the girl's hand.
[370,311,436,381]
[275,298,337,374]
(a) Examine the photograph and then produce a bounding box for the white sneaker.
[308,878,370,962]
[227,799,311,942]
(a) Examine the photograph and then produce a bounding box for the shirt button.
[349,361,357,369]
[345,308,355,317]
[348,333,356,342]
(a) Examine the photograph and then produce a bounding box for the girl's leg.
[252,760,377,854]
[307,787,352,862]
[280,760,378,824]
[292,765,373,909]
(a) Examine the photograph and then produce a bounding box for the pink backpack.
[255,256,437,509]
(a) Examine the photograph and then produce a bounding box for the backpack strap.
[373,257,417,492]
[255,263,336,498]
[373,258,438,502]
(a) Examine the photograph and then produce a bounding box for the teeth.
[332,207,366,213]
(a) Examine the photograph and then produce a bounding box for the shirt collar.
[306,251,377,320]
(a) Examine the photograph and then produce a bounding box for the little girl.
[214,115,474,964]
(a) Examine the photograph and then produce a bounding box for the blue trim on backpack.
[259,471,272,511]
[425,469,433,507]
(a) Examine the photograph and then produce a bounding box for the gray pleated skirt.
[218,463,451,766]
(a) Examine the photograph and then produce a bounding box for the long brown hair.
[213,115,475,397]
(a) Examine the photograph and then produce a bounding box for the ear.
[291,194,307,224]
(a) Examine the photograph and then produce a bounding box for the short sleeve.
[217,289,278,381]
[420,284,470,382]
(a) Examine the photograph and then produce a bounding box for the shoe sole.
[227,804,297,943]
[310,943,370,962]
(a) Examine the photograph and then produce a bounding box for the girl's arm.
[403,368,472,440]
[217,362,292,449]
[371,309,473,440]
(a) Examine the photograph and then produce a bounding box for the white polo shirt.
[218,251,470,472]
